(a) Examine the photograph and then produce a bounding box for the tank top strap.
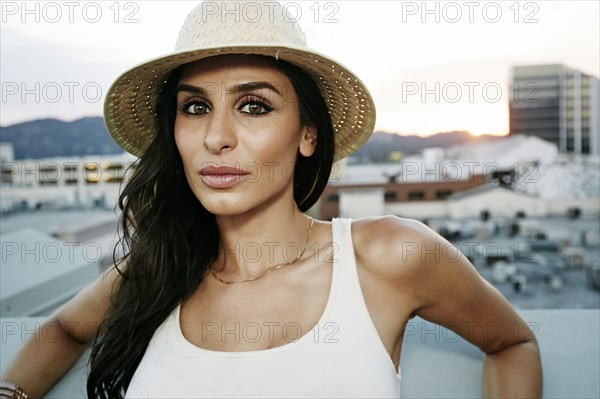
[331,217,403,381]
[331,217,365,309]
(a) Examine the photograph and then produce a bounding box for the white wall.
[339,189,384,218]
[334,185,597,221]
[545,198,600,217]
[385,201,448,219]
[449,187,546,219]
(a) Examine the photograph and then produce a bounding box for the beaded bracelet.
[0,381,28,399]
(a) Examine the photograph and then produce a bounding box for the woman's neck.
[213,201,313,280]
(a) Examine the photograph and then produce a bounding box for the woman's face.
[174,55,316,216]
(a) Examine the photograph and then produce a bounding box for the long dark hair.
[86,56,334,398]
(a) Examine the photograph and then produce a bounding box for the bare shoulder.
[348,215,538,354]
[350,215,466,308]
[351,215,440,274]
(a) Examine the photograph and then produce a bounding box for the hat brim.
[104,43,375,162]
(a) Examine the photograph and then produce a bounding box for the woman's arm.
[483,340,542,398]
[1,263,124,399]
[414,252,542,398]
[362,216,542,398]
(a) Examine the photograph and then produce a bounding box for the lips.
[198,164,250,188]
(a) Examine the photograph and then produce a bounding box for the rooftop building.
[319,136,598,221]
[0,152,136,214]
[509,64,600,155]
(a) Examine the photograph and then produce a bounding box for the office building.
[509,64,599,155]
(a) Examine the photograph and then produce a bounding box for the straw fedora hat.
[104,0,376,162]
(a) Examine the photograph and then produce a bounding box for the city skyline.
[1,1,599,136]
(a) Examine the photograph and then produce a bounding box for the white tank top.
[125,217,401,398]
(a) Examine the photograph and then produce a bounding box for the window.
[39,180,58,186]
[384,191,397,201]
[39,165,59,185]
[436,190,453,200]
[2,167,14,184]
[104,176,124,183]
[408,191,424,201]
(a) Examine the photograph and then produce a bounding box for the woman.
[0,1,542,398]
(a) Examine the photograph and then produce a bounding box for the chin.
[196,186,292,217]
[195,192,260,216]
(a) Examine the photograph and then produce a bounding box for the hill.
[353,130,506,163]
[1,117,506,162]
[0,117,124,159]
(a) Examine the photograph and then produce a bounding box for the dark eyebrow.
[227,82,282,97]
[176,82,282,97]
[176,83,209,95]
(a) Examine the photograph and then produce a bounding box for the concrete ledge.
[401,310,599,398]
[1,310,598,398]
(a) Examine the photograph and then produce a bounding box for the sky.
[1,0,599,136]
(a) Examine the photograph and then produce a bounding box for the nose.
[203,108,237,154]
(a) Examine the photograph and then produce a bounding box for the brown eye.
[241,103,268,115]
[186,103,210,115]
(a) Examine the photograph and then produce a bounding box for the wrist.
[0,381,29,399]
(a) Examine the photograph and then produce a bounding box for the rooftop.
[0,228,93,300]
[430,215,600,309]
[1,309,597,398]
[0,209,119,236]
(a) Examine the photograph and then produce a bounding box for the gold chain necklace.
[209,216,314,285]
